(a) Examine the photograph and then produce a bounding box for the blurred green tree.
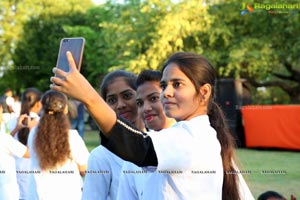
[0,0,93,92]
[201,1,300,103]
[2,0,299,104]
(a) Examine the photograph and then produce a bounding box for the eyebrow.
[106,94,116,99]
[120,89,134,95]
[107,89,134,98]
[160,78,185,84]
[136,92,160,102]
[147,92,160,98]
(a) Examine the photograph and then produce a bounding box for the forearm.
[23,147,30,158]
[78,164,87,176]
[102,117,158,167]
[10,127,19,137]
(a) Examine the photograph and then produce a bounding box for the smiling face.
[105,77,138,123]
[160,63,208,121]
[136,81,174,131]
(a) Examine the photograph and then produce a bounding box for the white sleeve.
[81,148,111,200]
[149,127,195,171]
[69,130,89,165]
[149,124,221,172]
[6,134,27,158]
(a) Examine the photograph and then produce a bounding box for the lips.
[144,114,155,122]
[119,111,131,119]
[163,101,176,108]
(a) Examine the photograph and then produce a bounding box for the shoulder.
[29,112,40,120]
[68,129,83,142]
[69,129,80,135]
[0,133,12,141]
[180,115,211,128]
[0,133,27,156]
[182,115,217,137]
[90,145,124,165]
[89,145,112,160]
[68,129,88,151]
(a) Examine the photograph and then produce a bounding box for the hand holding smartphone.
[56,37,85,76]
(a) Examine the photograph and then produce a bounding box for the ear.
[63,105,68,115]
[199,83,211,101]
[34,101,42,112]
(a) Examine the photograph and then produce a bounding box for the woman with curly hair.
[27,90,89,200]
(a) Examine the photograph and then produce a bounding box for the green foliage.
[201,1,300,103]
[0,0,299,103]
[0,0,93,93]
[252,87,290,105]
[125,0,211,73]
[7,14,87,92]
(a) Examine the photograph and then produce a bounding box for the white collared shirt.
[147,115,223,200]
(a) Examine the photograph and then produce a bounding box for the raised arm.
[10,114,28,137]
[50,51,116,135]
[50,51,158,167]
[10,114,38,137]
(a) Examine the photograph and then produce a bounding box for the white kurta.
[0,133,27,200]
[27,128,89,200]
[8,112,40,199]
[147,115,223,199]
[82,145,124,200]
[110,115,254,199]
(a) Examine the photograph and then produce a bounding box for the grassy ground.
[83,128,300,199]
[83,129,100,152]
[236,148,300,199]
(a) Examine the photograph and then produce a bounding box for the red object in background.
[241,105,300,150]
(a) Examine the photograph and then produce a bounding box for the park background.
[0,0,299,198]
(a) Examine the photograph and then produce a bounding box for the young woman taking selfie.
[51,51,253,199]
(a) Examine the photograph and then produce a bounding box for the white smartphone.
[56,37,85,74]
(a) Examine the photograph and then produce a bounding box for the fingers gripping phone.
[56,37,85,76]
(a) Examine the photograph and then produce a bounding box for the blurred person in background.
[0,102,31,200]
[0,88,15,126]
[69,99,85,138]
[8,87,42,200]
[0,98,6,133]
[12,94,21,116]
[27,90,89,200]
[258,190,297,200]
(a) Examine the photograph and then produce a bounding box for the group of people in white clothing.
[0,89,89,200]
[0,50,255,200]
[50,51,255,200]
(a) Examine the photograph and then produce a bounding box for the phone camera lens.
[63,39,69,42]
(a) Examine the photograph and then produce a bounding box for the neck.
[164,118,176,129]
[133,118,146,131]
